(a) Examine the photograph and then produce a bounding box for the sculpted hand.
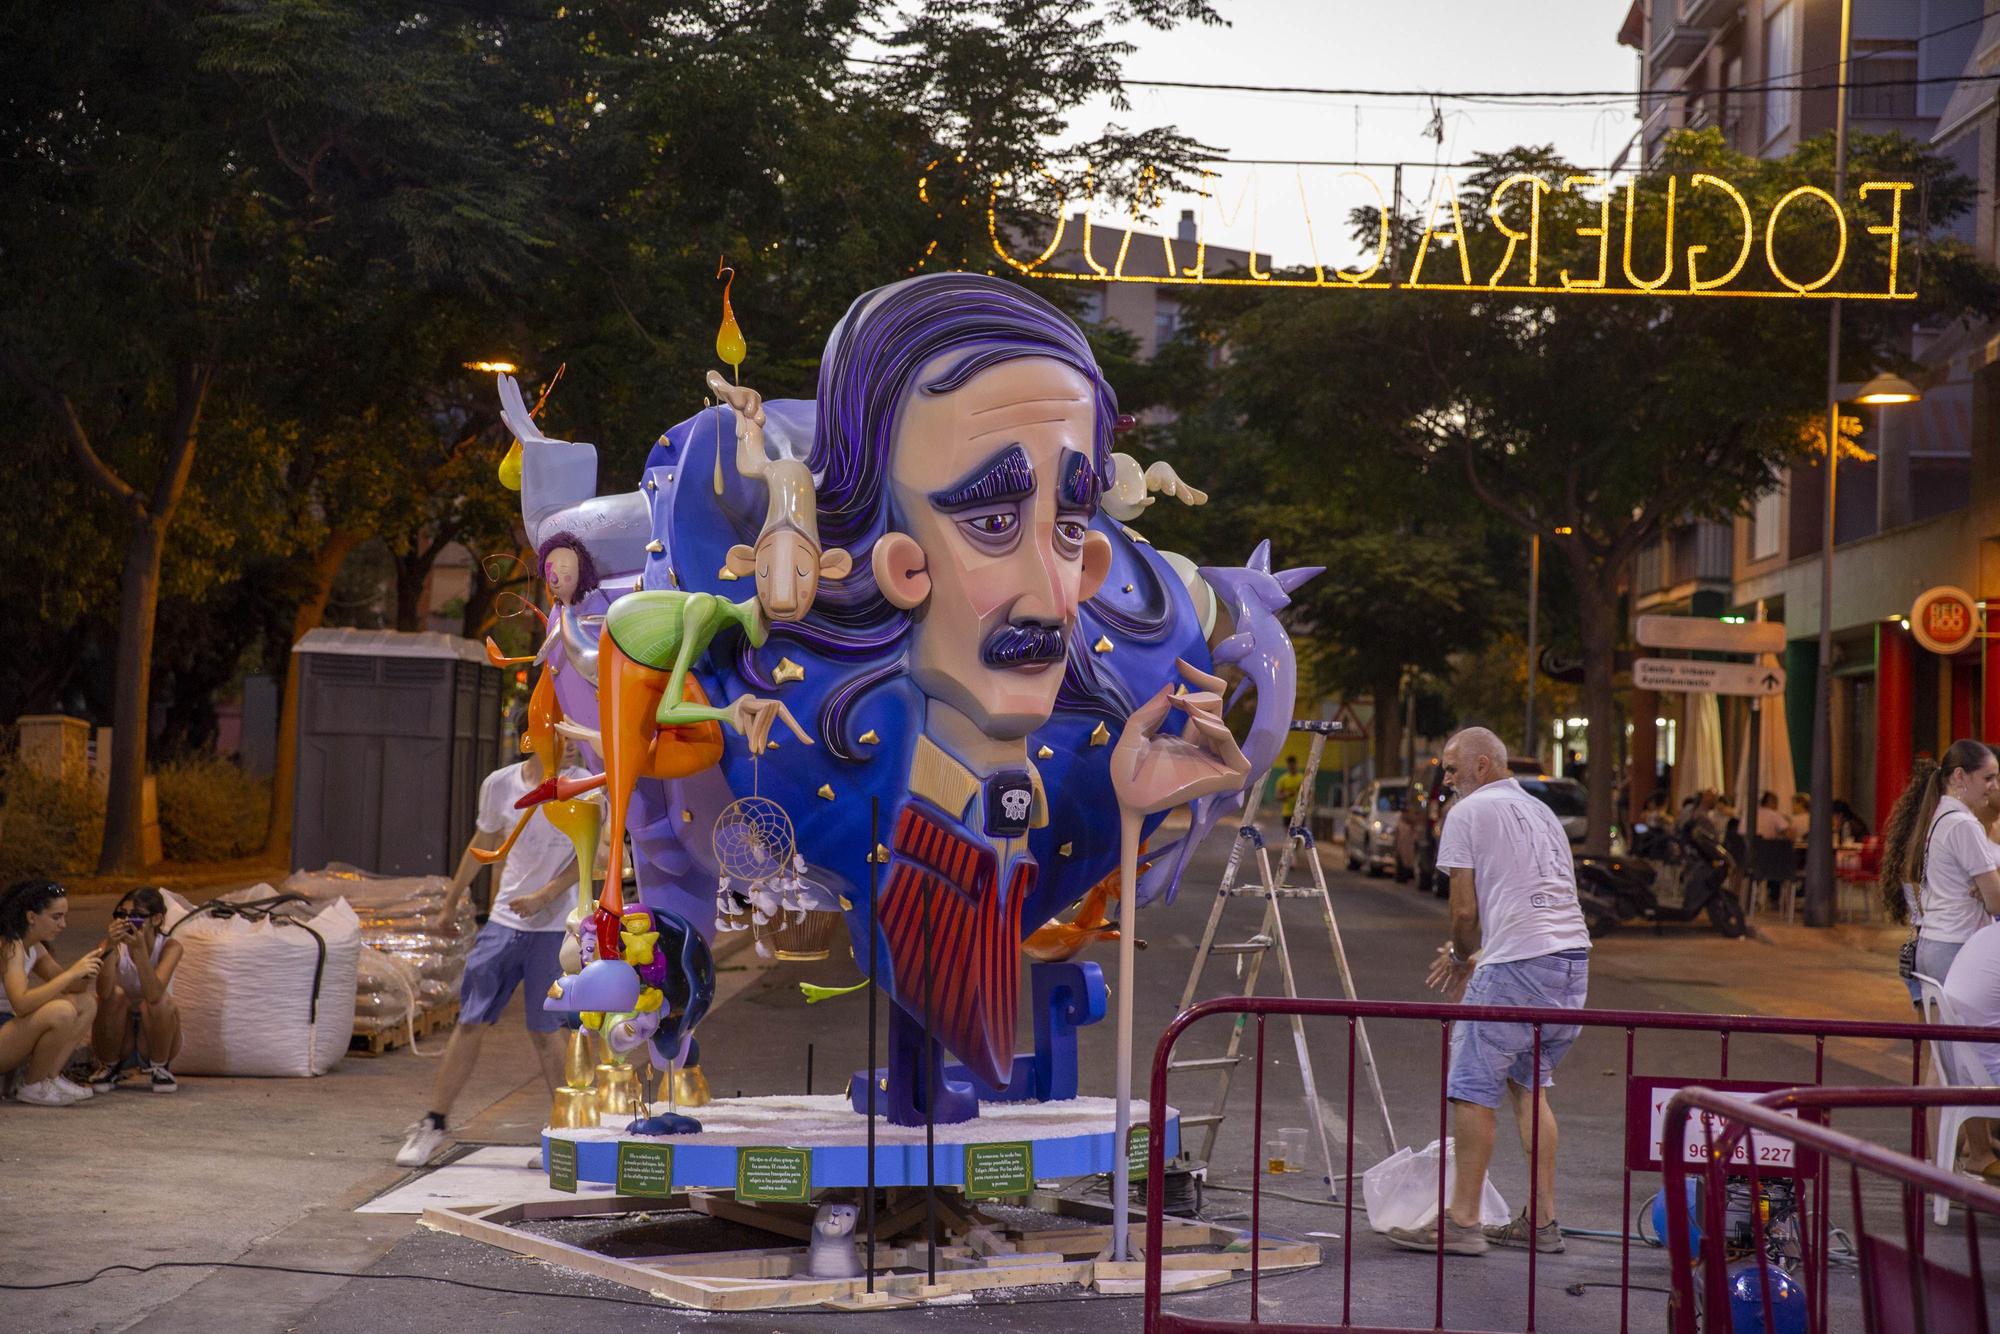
[704,370,766,455]
[498,373,573,448]
[726,694,814,756]
[1142,461,1208,507]
[1111,659,1250,818]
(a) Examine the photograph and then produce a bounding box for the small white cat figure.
[805,1200,862,1279]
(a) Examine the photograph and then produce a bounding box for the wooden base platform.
[350,999,458,1057]
[422,1188,1319,1312]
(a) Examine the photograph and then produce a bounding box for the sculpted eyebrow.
[1057,448,1100,512]
[929,443,1035,511]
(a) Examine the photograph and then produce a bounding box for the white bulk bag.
[168,891,362,1077]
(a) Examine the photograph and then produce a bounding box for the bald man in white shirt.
[1388,727,1591,1258]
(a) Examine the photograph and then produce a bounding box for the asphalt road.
[4,823,1982,1332]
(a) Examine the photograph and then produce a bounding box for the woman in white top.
[1889,740,2000,987]
[0,878,104,1106]
[1880,758,1941,1008]
[88,887,183,1093]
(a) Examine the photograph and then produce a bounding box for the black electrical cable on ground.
[0,1254,1330,1311]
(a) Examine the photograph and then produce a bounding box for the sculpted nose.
[762,538,801,613]
[766,564,798,611]
[1009,535,1066,624]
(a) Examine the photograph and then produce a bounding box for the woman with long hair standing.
[0,879,103,1106]
[1881,758,1941,1006]
[1881,740,2000,988]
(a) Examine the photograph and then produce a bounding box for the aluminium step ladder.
[1171,720,1399,1198]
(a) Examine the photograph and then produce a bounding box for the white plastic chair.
[1914,972,1998,1224]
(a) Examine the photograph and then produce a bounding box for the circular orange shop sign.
[1910,585,1980,656]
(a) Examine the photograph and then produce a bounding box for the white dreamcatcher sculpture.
[711,786,810,953]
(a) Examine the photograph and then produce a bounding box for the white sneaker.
[395,1119,446,1167]
[52,1075,94,1101]
[16,1079,81,1107]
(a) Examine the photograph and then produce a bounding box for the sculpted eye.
[963,513,1017,538]
[1054,519,1088,552]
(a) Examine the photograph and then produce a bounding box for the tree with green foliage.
[2,0,1230,871]
[0,2,545,870]
[1182,129,2000,849]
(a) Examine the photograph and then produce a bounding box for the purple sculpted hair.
[758,274,1123,757]
[807,273,1117,623]
[536,530,601,601]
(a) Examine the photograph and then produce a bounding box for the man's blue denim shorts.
[459,924,565,1032]
[1447,949,1589,1109]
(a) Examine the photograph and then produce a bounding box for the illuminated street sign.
[950,165,1916,301]
[1910,586,1979,656]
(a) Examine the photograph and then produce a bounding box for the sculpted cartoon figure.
[681,273,1248,1124]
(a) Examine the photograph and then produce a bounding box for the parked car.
[1515,773,1590,845]
[1403,758,1588,895]
[1344,779,1409,876]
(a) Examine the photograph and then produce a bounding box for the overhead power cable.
[1113,71,2000,107]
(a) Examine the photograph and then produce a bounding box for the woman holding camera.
[88,887,182,1093]
[0,878,103,1106]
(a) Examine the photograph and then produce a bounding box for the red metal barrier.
[1143,996,2000,1334]
[1662,1086,2000,1334]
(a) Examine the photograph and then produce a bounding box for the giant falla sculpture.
[503,272,1316,1131]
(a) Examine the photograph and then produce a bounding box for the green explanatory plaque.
[617,1141,673,1197]
[963,1141,1034,1199]
[1126,1125,1150,1182]
[737,1147,811,1203]
[547,1138,577,1194]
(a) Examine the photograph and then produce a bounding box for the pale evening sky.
[1062,0,1643,269]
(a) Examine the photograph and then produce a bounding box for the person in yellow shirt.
[1273,755,1304,815]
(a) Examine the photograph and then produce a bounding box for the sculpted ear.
[871,531,930,609]
[1078,530,1113,602]
[818,547,853,581]
[725,544,757,577]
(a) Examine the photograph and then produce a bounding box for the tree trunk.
[263,528,363,861]
[84,360,209,873]
[98,517,166,872]
[393,554,429,633]
[1372,671,1404,777]
[1568,547,1622,855]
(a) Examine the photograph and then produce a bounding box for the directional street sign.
[1634,615,1787,656]
[1633,657,1786,697]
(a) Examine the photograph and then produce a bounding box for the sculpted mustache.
[981,623,1067,667]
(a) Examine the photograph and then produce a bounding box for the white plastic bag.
[169,891,361,1077]
[1362,1137,1510,1234]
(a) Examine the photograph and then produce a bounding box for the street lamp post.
[1802,0,1854,928]
[1525,531,1540,755]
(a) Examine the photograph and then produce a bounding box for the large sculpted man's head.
[810,275,1118,740]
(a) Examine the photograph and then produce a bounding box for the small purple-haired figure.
[536,530,601,607]
[536,530,604,689]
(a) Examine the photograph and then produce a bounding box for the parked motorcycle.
[1576,818,1747,939]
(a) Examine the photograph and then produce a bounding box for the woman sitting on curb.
[0,878,103,1106]
[89,887,182,1093]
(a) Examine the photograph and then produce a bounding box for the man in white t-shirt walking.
[1388,727,1591,1257]
[396,749,602,1167]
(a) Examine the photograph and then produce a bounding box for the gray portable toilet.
[290,628,504,875]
